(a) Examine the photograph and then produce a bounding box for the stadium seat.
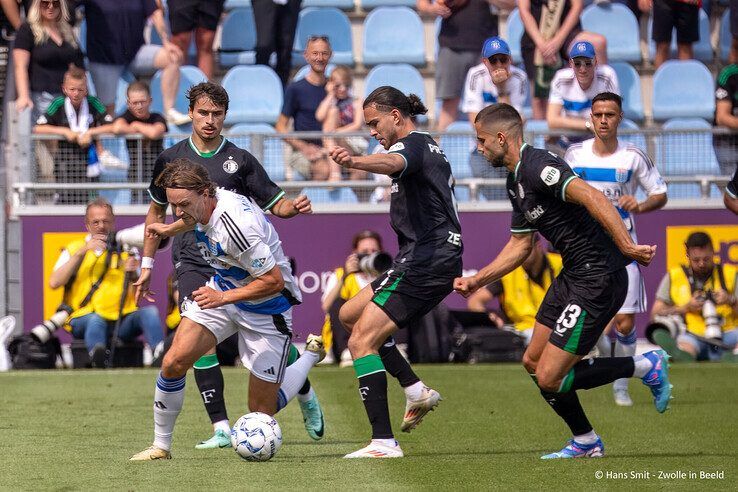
[78,18,86,55]
[99,168,131,206]
[654,118,721,199]
[226,123,286,181]
[218,8,257,67]
[506,8,523,63]
[225,0,251,7]
[648,9,713,63]
[362,7,425,66]
[360,0,415,9]
[300,187,359,203]
[619,118,647,150]
[440,121,474,179]
[720,9,731,63]
[150,65,208,115]
[302,0,354,9]
[581,4,641,63]
[364,64,425,100]
[222,66,283,125]
[292,8,353,66]
[524,119,549,149]
[651,60,714,121]
[610,62,644,121]
[292,63,336,81]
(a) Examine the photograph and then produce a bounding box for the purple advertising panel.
[21,208,738,343]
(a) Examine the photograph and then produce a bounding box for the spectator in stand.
[276,36,332,181]
[462,36,528,199]
[713,64,738,176]
[168,0,223,81]
[13,0,84,122]
[112,81,167,204]
[518,0,607,120]
[1,0,23,127]
[252,0,300,87]
[316,65,368,182]
[34,66,114,204]
[725,166,738,214]
[547,41,619,151]
[416,0,513,130]
[80,0,187,126]
[643,0,700,68]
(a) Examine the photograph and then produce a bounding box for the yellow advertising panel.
[42,232,86,320]
[665,225,738,270]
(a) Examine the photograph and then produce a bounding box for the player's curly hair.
[363,86,427,117]
[155,158,216,197]
[186,82,229,112]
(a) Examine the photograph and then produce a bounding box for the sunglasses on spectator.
[308,35,329,42]
[486,55,509,65]
[40,0,60,8]
[572,60,594,68]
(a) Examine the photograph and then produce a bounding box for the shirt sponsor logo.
[524,205,545,222]
[223,156,239,173]
[540,166,560,186]
[389,142,405,152]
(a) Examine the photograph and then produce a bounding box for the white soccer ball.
[231,412,282,461]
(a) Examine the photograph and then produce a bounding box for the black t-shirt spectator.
[13,22,84,94]
[80,0,156,65]
[438,0,498,52]
[282,78,326,145]
[117,109,168,182]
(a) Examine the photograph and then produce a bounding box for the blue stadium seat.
[222,66,283,125]
[226,123,286,181]
[648,9,713,63]
[720,9,731,63]
[506,9,523,63]
[302,0,354,9]
[219,8,257,67]
[150,65,208,115]
[292,63,336,81]
[300,187,359,203]
[225,0,251,7]
[454,186,471,202]
[99,168,131,206]
[360,0,415,9]
[610,62,644,121]
[524,119,549,149]
[362,7,425,66]
[440,121,474,179]
[654,118,721,198]
[582,4,641,62]
[652,60,714,120]
[619,118,647,150]
[292,8,353,66]
[78,18,86,55]
[364,64,425,100]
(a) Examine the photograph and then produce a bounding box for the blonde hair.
[331,65,353,86]
[28,0,78,48]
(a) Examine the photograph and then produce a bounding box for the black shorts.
[536,269,628,356]
[370,268,455,328]
[176,267,212,311]
[168,0,225,34]
[651,0,699,44]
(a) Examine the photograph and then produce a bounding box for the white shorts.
[618,262,647,314]
[181,286,292,384]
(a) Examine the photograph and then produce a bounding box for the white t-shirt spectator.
[549,65,620,118]
[461,63,528,116]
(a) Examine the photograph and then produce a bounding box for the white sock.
[404,381,425,401]
[297,386,314,403]
[276,351,319,411]
[573,430,598,445]
[632,354,652,378]
[614,327,637,391]
[213,419,230,434]
[153,373,186,451]
[372,438,399,447]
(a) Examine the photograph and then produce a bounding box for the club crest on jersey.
[540,166,560,186]
[716,87,728,99]
[223,156,239,173]
[615,168,629,183]
[251,257,267,269]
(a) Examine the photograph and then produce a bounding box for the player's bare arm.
[547,103,592,132]
[270,195,312,218]
[619,192,667,214]
[454,233,534,297]
[133,201,167,303]
[565,177,656,266]
[724,193,738,215]
[193,266,285,309]
[330,146,405,176]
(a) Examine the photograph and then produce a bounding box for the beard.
[490,153,506,168]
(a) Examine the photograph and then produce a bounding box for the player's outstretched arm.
[725,193,738,215]
[330,146,405,176]
[270,195,312,218]
[133,201,167,303]
[146,218,195,238]
[193,266,285,309]
[565,177,656,266]
[454,233,534,297]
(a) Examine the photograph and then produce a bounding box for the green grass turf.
[1,363,736,491]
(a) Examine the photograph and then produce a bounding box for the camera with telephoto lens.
[698,291,724,340]
[106,223,171,252]
[30,303,73,344]
[645,315,687,344]
[357,251,392,276]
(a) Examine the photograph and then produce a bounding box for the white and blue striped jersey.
[564,139,667,241]
[461,63,529,116]
[549,65,619,118]
[194,188,301,316]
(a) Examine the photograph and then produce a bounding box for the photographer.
[48,198,164,367]
[651,231,738,361]
[321,230,396,366]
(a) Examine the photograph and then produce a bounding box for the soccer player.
[725,166,738,215]
[329,86,463,458]
[130,159,324,461]
[455,103,672,459]
[565,92,668,406]
[133,82,324,450]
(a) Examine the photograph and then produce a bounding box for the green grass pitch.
[1,363,736,490]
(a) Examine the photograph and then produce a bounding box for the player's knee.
[616,317,634,335]
[338,305,356,332]
[535,368,561,393]
[161,351,189,379]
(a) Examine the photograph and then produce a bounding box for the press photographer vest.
[321,268,370,348]
[63,239,138,328]
[500,253,562,332]
[668,263,737,336]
